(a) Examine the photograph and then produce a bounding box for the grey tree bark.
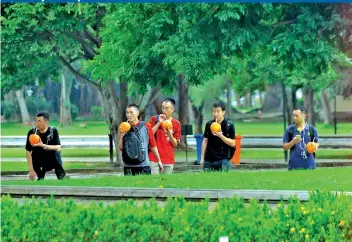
[320,89,333,125]
[60,70,73,127]
[178,74,190,147]
[15,87,30,124]
[303,87,315,126]
[226,81,232,119]
[191,101,204,134]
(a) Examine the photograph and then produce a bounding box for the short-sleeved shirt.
[283,124,319,170]
[122,121,157,167]
[204,119,235,162]
[25,127,61,164]
[148,116,181,164]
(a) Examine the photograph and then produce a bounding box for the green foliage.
[90,106,102,120]
[71,104,79,121]
[1,100,20,120]
[1,3,102,94]
[25,95,51,115]
[1,3,348,108]
[2,191,352,241]
[189,75,228,107]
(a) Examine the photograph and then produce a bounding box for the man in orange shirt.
[149,98,181,174]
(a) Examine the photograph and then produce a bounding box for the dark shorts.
[204,159,230,172]
[33,152,66,180]
[124,166,151,176]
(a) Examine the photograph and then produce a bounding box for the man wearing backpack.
[200,102,236,171]
[149,98,181,175]
[25,111,67,180]
[283,106,320,170]
[119,104,163,176]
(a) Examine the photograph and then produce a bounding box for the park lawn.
[1,148,351,160]
[2,167,352,191]
[1,162,112,172]
[1,148,113,158]
[1,121,110,136]
[1,121,351,136]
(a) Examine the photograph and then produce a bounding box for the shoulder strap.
[226,120,233,137]
[288,125,295,142]
[50,126,55,135]
[136,121,145,131]
[309,125,314,142]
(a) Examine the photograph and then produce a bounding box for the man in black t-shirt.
[200,102,236,171]
[25,111,66,180]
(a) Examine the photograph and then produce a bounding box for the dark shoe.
[58,174,70,180]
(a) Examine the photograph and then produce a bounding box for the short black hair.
[36,111,49,121]
[127,103,139,111]
[163,98,176,107]
[293,106,306,114]
[212,102,226,111]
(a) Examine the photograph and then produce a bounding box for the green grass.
[1,121,351,136]
[2,167,352,191]
[0,121,110,136]
[2,148,351,160]
[1,162,112,172]
[1,148,112,158]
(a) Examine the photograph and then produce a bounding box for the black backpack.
[225,120,236,158]
[32,126,63,164]
[287,124,316,157]
[122,122,146,165]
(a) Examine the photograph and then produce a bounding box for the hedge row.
[2,191,352,241]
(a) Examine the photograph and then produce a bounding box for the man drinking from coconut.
[149,98,181,175]
[200,102,236,171]
[283,106,320,170]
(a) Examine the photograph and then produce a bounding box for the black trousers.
[124,166,151,176]
[32,152,66,180]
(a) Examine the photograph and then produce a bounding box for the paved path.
[3,157,351,164]
[2,135,352,148]
[2,185,351,202]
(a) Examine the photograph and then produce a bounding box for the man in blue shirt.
[283,106,319,170]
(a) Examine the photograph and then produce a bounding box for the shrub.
[1,191,351,241]
[71,104,79,121]
[91,106,102,120]
[1,100,20,120]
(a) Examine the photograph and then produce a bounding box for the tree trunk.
[226,81,232,119]
[291,85,298,109]
[131,87,160,120]
[320,89,333,125]
[15,87,30,124]
[262,84,282,112]
[259,90,263,107]
[235,92,241,108]
[60,70,73,127]
[247,92,252,108]
[100,80,122,165]
[178,74,190,147]
[119,82,128,122]
[191,101,204,134]
[303,87,315,126]
[86,83,93,114]
[153,98,163,115]
[79,84,86,114]
[284,88,292,124]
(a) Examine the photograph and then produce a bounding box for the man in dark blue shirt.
[283,106,319,170]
